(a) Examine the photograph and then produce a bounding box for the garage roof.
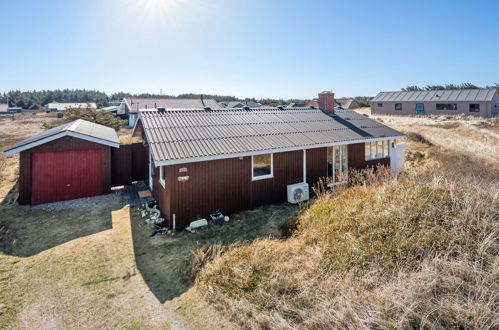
[139,107,404,165]
[371,88,497,102]
[4,119,120,156]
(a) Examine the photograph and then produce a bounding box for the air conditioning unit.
[287,182,309,204]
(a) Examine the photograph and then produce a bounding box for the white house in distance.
[46,102,98,112]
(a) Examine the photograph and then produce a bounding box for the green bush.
[63,109,126,130]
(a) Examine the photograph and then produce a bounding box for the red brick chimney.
[318,91,335,111]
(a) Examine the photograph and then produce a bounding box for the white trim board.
[152,135,406,167]
[4,131,120,156]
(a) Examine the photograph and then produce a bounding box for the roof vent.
[157,107,166,113]
[243,106,251,111]
[204,106,212,111]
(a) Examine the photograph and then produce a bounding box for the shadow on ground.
[130,202,298,303]
[0,193,123,257]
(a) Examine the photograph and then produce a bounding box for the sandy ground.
[0,113,63,203]
[355,107,499,165]
[0,192,237,329]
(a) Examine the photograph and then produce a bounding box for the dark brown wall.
[151,144,391,229]
[19,136,111,205]
[306,147,327,187]
[348,143,390,169]
[111,143,148,186]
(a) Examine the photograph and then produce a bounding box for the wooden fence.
[111,143,148,186]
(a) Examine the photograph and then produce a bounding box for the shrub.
[63,108,126,130]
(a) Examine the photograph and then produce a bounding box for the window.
[377,103,383,107]
[159,166,166,187]
[395,103,402,111]
[365,141,390,160]
[415,103,424,114]
[436,104,457,110]
[469,104,480,112]
[327,145,348,184]
[252,153,273,180]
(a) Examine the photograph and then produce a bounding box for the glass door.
[327,145,348,185]
[415,103,425,114]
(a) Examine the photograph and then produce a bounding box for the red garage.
[4,119,120,205]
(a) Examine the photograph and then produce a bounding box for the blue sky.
[1,0,498,99]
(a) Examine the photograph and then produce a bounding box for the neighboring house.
[286,103,307,108]
[340,99,360,110]
[132,91,406,229]
[8,107,22,113]
[46,102,98,112]
[101,106,118,113]
[4,120,119,205]
[118,97,221,127]
[371,88,499,117]
[222,101,263,108]
[0,104,8,113]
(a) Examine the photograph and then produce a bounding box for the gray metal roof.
[371,88,497,102]
[4,119,119,155]
[127,98,221,112]
[140,107,403,164]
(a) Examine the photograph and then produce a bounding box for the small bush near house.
[63,108,126,130]
[403,131,434,146]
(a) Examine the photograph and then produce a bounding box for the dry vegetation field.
[0,110,498,329]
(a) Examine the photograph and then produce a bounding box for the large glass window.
[436,104,457,110]
[469,104,480,112]
[327,145,348,184]
[365,141,389,160]
[252,153,273,180]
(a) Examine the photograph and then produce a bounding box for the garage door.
[31,148,102,204]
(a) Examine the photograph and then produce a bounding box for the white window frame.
[328,145,348,185]
[159,166,166,188]
[251,153,273,181]
[365,141,390,161]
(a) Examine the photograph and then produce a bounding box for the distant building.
[371,88,499,117]
[340,99,360,110]
[0,104,8,113]
[118,97,221,127]
[8,107,22,113]
[286,103,307,108]
[0,104,22,114]
[222,101,262,108]
[46,102,97,112]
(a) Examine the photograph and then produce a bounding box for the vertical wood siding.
[18,136,111,205]
[306,147,327,187]
[151,145,392,229]
[348,143,390,169]
[111,143,148,186]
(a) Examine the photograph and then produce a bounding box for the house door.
[416,103,425,114]
[327,145,348,185]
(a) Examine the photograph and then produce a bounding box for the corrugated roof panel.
[372,88,496,102]
[139,107,403,162]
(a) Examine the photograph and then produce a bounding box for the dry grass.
[194,137,499,329]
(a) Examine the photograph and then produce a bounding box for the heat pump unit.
[287,182,309,204]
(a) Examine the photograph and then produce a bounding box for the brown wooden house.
[133,92,406,229]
